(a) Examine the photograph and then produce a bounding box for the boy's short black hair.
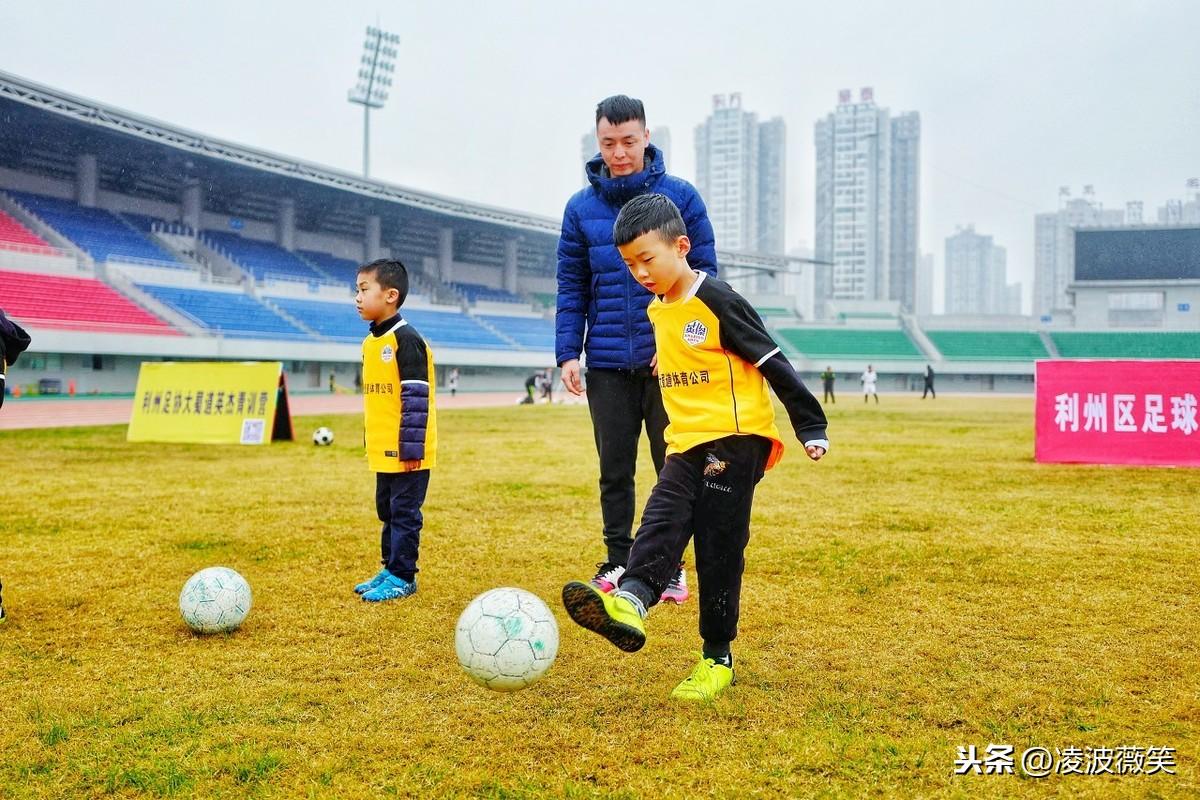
[358,258,409,306]
[595,95,646,128]
[613,194,687,248]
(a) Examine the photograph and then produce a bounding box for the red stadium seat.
[0,209,55,252]
[0,269,181,335]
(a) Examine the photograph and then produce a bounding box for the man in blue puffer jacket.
[556,95,718,601]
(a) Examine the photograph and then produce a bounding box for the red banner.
[1035,360,1200,466]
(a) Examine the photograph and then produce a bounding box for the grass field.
[1,396,1197,798]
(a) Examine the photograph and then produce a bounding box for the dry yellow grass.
[0,396,1197,798]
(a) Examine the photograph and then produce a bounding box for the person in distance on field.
[861,364,879,404]
[561,194,828,701]
[351,259,437,602]
[820,365,836,404]
[922,364,936,399]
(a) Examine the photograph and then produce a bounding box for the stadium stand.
[261,296,363,342]
[926,331,1049,360]
[776,327,924,359]
[5,191,182,266]
[475,314,554,350]
[0,208,54,252]
[1050,331,1200,359]
[755,307,794,319]
[137,284,308,339]
[202,231,332,284]
[531,292,556,309]
[262,296,519,350]
[449,281,525,304]
[120,211,194,238]
[1,269,180,335]
[297,249,359,284]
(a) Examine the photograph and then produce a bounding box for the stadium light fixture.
[348,25,401,178]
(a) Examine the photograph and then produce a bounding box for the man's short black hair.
[358,258,409,305]
[595,95,646,128]
[613,194,687,248]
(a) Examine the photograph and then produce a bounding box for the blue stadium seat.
[450,281,525,304]
[265,297,512,350]
[137,284,311,340]
[203,231,332,284]
[120,212,194,238]
[297,249,360,285]
[6,190,183,267]
[475,314,553,350]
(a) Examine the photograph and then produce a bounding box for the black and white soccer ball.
[312,427,334,446]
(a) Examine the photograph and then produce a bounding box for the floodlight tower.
[348,26,399,178]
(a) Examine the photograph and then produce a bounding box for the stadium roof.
[0,70,559,237]
[0,70,822,274]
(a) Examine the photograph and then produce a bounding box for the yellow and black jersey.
[647,271,827,469]
[362,313,437,472]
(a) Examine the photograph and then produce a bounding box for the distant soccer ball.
[312,427,334,446]
[455,587,558,691]
[179,567,252,634]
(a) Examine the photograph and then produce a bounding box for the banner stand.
[128,361,296,445]
[272,372,295,442]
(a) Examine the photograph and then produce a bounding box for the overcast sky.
[2,1,1197,312]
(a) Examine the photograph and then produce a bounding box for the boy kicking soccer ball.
[561,194,828,701]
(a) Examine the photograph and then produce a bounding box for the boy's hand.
[805,444,826,461]
[401,459,422,472]
[650,353,659,376]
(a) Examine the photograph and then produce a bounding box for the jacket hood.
[584,143,666,206]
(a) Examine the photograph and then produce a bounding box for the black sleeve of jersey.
[708,285,828,444]
[395,330,431,461]
[714,291,781,367]
[758,353,828,444]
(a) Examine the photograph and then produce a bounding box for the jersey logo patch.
[380,345,394,363]
[683,319,708,346]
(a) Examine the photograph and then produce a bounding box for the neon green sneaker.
[561,580,646,652]
[670,655,735,701]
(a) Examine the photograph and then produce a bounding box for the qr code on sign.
[240,419,266,444]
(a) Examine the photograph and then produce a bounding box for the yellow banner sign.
[127,361,294,444]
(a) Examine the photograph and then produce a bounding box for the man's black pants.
[585,368,668,566]
[620,435,771,646]
[376,469,431,582]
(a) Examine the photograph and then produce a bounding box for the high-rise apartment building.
[945,226,1010,315]
[694,93,785,255]
[1033,188,1124,317]
[814,88,920,309]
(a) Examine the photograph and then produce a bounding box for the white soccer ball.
[312,427,334,446]
[455,587,559,691]
[179,567,253,634]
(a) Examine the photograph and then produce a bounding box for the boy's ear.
[385,287,401,304]
[675,234,692,258]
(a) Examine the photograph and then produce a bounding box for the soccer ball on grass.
[455,587,558,691]
[312,427,334,446]
[179,566,252,634]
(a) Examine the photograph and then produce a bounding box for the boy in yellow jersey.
[561,194,828,700]
[352,259,437,603]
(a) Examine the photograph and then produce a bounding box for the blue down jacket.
[555,144,717,369]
